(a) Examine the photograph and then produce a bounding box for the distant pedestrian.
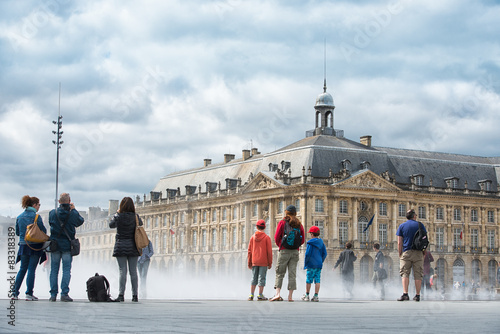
[423,251,434,296]
[270,205,305,302]
[49,193,85,302]
[301,226,327,302]
[138,240,154,299]
[110,197,142,302]
[372,243,385,300]
[333,242,357,298]
[247,219,272,301]
[396,209,427,302]
[12,195,47,301]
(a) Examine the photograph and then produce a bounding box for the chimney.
[360,135,372,147]
[108,200,119,215]
[251,148,260,156]
[242,149,250,160]
[224,154,235,163]
[204,159,212,167]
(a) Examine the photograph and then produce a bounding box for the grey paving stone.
[1,298,500,333]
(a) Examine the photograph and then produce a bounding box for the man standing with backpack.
[396,209,428,302]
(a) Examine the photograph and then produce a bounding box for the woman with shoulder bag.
[12,195,47,301]
[109,197,143,302]
[269,205,305,302]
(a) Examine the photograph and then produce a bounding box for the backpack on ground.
[412,222,429,251]
[86,273,115,302]
[281,221,302,249]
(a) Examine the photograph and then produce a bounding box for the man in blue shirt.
[396,209,427,302]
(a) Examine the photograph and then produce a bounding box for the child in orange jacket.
[247,220,273,300]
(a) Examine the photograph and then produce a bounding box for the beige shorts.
[399,250,424,280]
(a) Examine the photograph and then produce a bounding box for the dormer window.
[268,163,278,172]
[341,159,351,171]
[361,161,370,170]
[412,174,424,186]
[281,160,291,171]
[445,177,459,189]
[478,180,493,191]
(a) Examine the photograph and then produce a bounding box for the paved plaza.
[2,297,500,334]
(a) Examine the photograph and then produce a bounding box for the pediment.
[334,170,401,192]
[242,172,284,193]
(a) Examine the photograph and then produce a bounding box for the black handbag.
[45,239,58,252]
[70,238,80,256]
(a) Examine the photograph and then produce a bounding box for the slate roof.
[152,134,500,195]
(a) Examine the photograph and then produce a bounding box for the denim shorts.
[251,266,268,286]
[306,268,322,284]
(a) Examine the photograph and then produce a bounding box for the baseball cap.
[256,219,266,228]
[308,226,320,234]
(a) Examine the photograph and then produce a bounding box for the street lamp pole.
[52,83,64,210]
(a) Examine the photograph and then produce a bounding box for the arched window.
[360,255,371,283]
[219,258,226,276]
[471,259,481,282]
[488,260,497,286]
[453,258,465,284]
[198,258,206,276]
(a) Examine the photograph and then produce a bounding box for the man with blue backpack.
[270,205,305,302]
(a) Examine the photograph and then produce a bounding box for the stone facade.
[78,83,500,290]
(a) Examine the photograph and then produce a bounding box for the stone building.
[79,81,500,290]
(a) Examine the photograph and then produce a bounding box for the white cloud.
[1,0,500,216]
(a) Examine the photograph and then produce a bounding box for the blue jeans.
[50,252,73,296]
[14,253,40,296]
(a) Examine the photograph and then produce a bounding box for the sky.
[1,0,500,217]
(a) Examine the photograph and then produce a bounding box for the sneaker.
[301,294,310,301]
[132,295,138,302]
[11,295,18,300]
[248,294,254,301]
[25,294,38,301]
[397,294,410,301]
[311,295,319,302]
[257,294,268,301]
[60,295,73,302]
[49,296,56,302]
[413,294,420,302]
[116,295,124,302]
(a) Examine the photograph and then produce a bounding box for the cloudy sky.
[1,0,499,217]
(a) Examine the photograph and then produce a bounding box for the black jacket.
[374,250,384,272]
[49,204,85,252]
[334,249,357,274]
[109,212,143,257]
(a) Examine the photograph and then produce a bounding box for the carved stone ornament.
[339,171,399,191]
[256,178,275,190]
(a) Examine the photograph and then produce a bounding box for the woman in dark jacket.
[109,197,143,302]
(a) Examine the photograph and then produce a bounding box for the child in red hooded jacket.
[247,220,273,300]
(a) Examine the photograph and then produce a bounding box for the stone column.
[352,197,358,246]
[331,196,338,244]
[372,199,378,243]
[391,200,398,246]
[446,205,453,249]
